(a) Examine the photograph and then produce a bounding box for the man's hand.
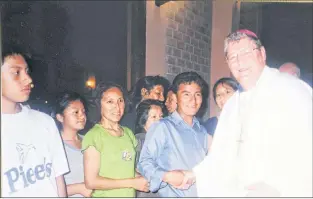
[172,170,196,190]
[163,170,185,186]
[163,170,196,190]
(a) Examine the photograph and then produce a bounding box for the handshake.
[162,170,196,190]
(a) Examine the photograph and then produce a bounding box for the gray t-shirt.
[63,135,84,197]
[135,133,159,198]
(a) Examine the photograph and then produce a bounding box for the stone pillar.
[145,0,168,77]
[209,0,234,117]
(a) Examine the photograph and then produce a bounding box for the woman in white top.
[54,91,92,197]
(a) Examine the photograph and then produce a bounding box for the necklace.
[100,123,124,137]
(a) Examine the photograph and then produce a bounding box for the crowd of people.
[1,29,312,197]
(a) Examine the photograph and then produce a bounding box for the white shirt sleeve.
[47,118,69,177]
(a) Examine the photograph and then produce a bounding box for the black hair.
[130,75,170,107]
[171,71,208,97]
[53,91,88,130]
[171,72,209,118]
[212,77,239,103]
[1,48,30,66]
[167,85,174,93]
[135,99,166,134]
[94,81,130,120]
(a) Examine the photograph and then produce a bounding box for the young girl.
[135,99,166,197]
[135,99,166,166]
[120,75,170,133]
[202,77,239,136]
[54,91,92,197]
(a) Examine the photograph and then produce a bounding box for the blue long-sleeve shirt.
[137,111,208,197]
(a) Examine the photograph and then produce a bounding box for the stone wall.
[164,0,212,86]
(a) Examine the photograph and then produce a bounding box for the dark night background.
[261,3,312,76]
[1,1,312,114]
[1,1,130,114]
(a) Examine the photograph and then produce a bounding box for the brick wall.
[164,0,212,85]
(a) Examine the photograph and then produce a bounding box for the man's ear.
[141,88,149,98]
[56,113,64,123]
[260,46,266,62]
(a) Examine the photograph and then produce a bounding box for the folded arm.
[137,122,169,192]
[84,146,149,192]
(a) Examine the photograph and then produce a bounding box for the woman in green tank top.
[82,82,149,197]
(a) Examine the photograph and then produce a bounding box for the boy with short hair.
[1,51,69,197]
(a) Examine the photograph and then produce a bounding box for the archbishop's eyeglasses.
[226,47,260,65]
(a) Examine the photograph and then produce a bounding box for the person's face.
[165,90,177,113]
[215,83,236,110]
[279,66,299,78]
[142,85,165,102]
[226,38,266,90]
[57,100,86,132]
[100,87,125,123]
[175,82,202,118]
[1,55,32,104]
[144,105,163,131]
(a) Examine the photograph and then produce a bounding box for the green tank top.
[82,124,138,197]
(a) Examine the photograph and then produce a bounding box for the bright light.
[86,75,96,89]
[45,101,48,104]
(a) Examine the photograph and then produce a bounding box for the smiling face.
[226,38,266,91]
[1,54,33,105]
[57,100,87,132]
[100,87,125,123]
[176,82,202,119]
[215,83,236,110]
[144,105,163,131]
[142,85,165,102]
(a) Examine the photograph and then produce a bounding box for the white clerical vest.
[194,66,312,197]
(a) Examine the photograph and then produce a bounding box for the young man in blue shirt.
[137,72,209,197]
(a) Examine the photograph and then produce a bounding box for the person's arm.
[162,170,196,190]
[55,175,67,197]
[67,183,92,197]
[47,117,70,197]
[208,134,213,152]
[137,122,169,192]
[83,146,149,192]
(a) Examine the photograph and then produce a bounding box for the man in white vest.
[171,29,312,197]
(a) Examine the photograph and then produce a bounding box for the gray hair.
[224,31,263,57]
[279,62,301,78]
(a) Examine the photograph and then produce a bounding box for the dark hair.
[1,49,30,66]
[212,77,239,103]
[167,85,174,93]
[53,91,88,130]
[95,81,130,115]
[171,71,208,96]
[171,72,209,118]
[135,99,166,134]
[131,75,170,107]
